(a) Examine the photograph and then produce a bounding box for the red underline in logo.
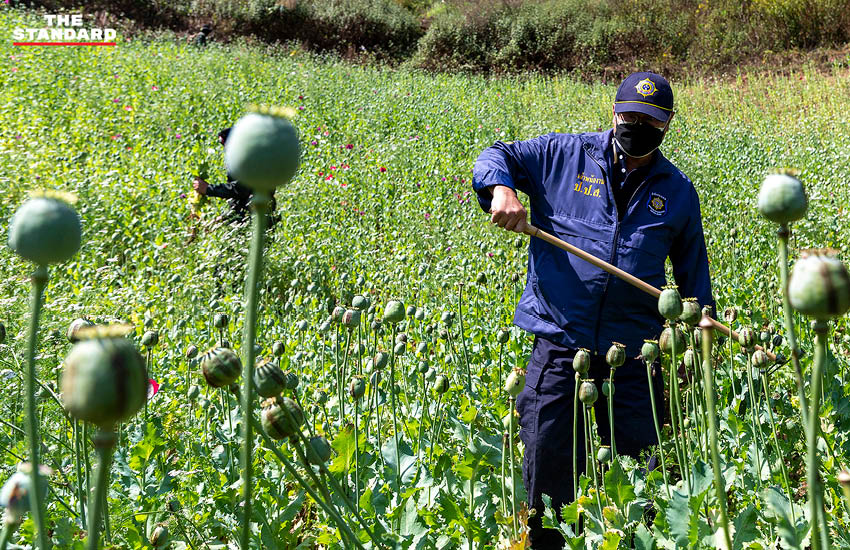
[13,42,117,46]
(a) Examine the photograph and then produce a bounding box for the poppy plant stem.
[646,360,670,498]
[86,430,116,550]
[239,192,270,550]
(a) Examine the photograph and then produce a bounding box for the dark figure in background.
[190,24,212,47]
[193,128,278,228]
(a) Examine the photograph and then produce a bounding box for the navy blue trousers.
[516,337,664,549]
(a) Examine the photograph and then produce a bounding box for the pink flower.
[298,106,305,111]
[175,134,182,139]
[310,140,318,146]
[379,166,387,173]
[113,98,120,103]
[148,379,160,399]
[330,165,337,170]
[151,85,159,91]
[424,213,431,220]
[180,193,187,199]
[341,163,350,169]
[345,144,354,150]
[11,67,18,72]
[124,105,132,111]
[298,95,304,100]
[340,183,347,188]
[325,175,333,181]
[323,131,329,136]
[487,252,494,258]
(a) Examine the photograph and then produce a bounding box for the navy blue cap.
[614,72,674,122]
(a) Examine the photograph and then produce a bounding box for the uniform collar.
[581,129,676,179]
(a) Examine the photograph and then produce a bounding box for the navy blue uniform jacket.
[472,129,714,357]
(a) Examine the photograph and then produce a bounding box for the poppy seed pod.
[502,410,516,431]
[395,332,408,344]
[141,330,159,348]
[738,327,756,350]
[187,385,200,400]
[67,318,95,343]
[406,305,416,316]
[7,197,82,266]
[434,374,449,394]
[641,340,659,364]
[788,250,850,320]
[224,108,300,192]
[440,311,454,327]
[383,301,406,324]
[751,349,770,370]
[602,380,613,396]
[201,347,242,388]
[372,352,389,370]
[331,306,345,324]
[679,299,702,326]
[306,435,333,464]
[497,328,510,344]
[578,380,598,405]
[596,446,612,464]
[605,342,626,368]
[415,308,425,321]
[253,360,287,398]
[658,286,683,320]
[349,376,366,400]
[417,360,429,373]
[261,397,304,440]
[573,348,591,375]
[342,309,361,329]
[352,295,370,310]
[272,341,285,357]
[416,342,428,355]
[757,170,807,225]
[150,524,169,549]
[185,344,198,360]
[285,372,299,390]
[213,313,228,330]
[683,348,696,370]
[394,342,406,356]
[504,367,526,397]
[659,326,686,356]
[61,337,148,429]
[723,307,737,323]
[0,464,50,525]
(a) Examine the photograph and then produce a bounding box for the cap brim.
[614,102,671,122]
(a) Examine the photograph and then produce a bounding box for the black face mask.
[614,121,665,158]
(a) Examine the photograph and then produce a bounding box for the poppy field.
[2,8,850,550]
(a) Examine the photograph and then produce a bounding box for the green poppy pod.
[573,348,591,375]
[150,524,169,549]
[605,342,626,368]
[434,374,449,394]
[306,435,333,465]
[602,380,613,396]
[596,445,612,464]
[296,320,308,331]
[61,337,148,429]
[406,305,416,316]
[476,272,487,285]
[658,286,683,320]
[349,376,366,400]
[578,381,598,405]
[253,359,287,398]
[641,340,659,363]
[201,347,242,388]
[272,341,285,357]
[383,301,406,324]
[788,250,850,320]
[342,309,360,329]
[425,368,437,382]
[261,397,304,440]
[679,299,702,326]
[417,360,429,373]
[224,109,300,192]
[187,385,200,400]
[683,348,696,370]
[315,390,328,404]
[659,326,686,356]
[395,332,408,344]
[352,295,369,310]
[0,465,50,525]
[67,318,95,343]
[723,307,737,323]
[757,170,807,225]
[285,372,299,390]
[7,197,82,266]
[414,308,425,321]
[394,342,406,356]
[0,322,4,345]
[502,410,516,431]
[185,344,199,360]
[213,313,228,330]
[372,352,389,370]
[738,327,756,350]
[331,306,345,324]
[751,349,770,370]
[440,311,454,327]
[318,321,331,333]
[496,328,510,344]
[416,342,428,355]
[504,367,526,397]
[141,330,159,348]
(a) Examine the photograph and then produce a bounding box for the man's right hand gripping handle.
[489,185,528,233]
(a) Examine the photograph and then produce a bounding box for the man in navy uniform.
[472,72,714,548]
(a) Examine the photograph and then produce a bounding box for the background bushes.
[25,0,850,75]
